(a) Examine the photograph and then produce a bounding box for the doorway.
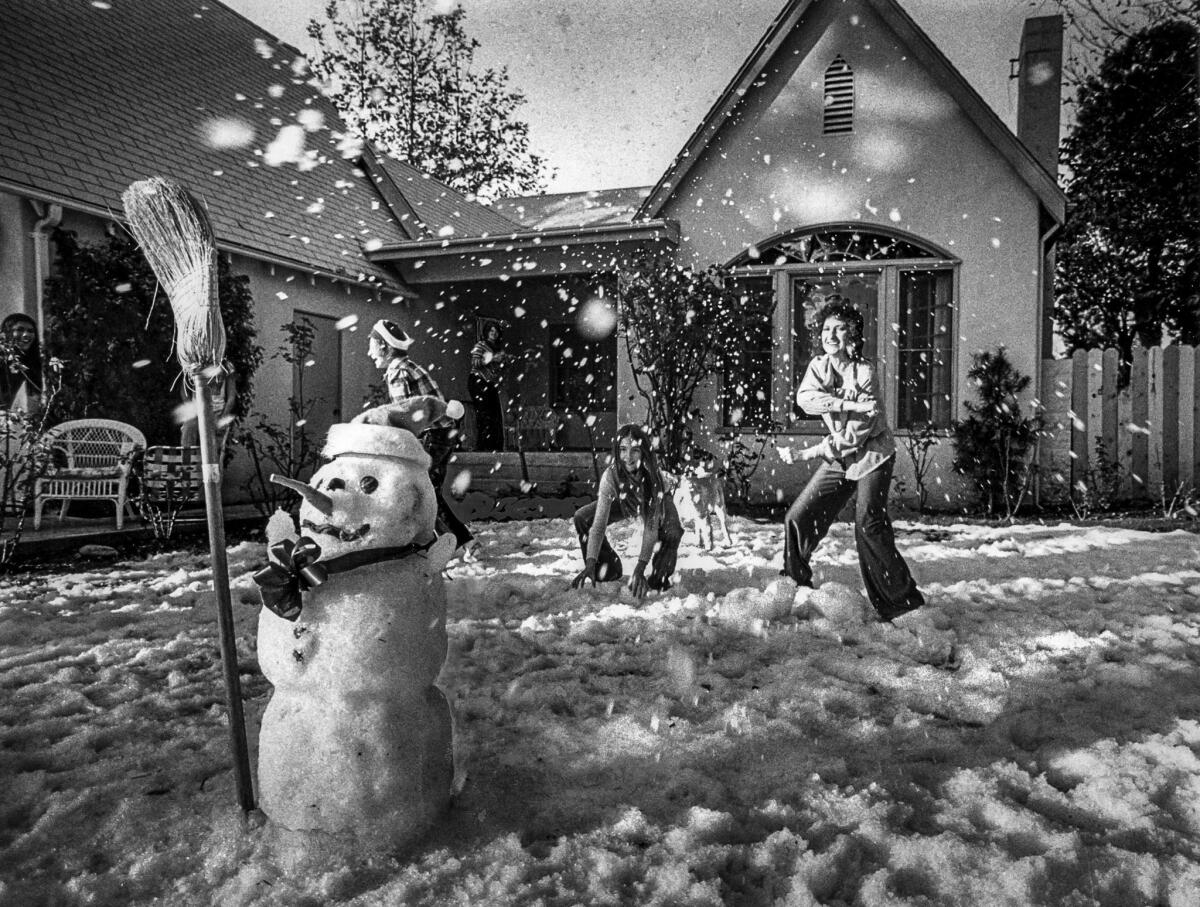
[292,310,342,445]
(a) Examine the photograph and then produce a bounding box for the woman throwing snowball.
[571,423,684,599]
[782,301,923,621]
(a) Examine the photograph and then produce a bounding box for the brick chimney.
[1016,15,1064,175]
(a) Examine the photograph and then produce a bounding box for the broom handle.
[195,378,255,813]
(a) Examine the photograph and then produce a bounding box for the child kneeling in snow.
[571,423,684,599]
[782,301,923,622]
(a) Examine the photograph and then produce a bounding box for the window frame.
[723,258,959,435]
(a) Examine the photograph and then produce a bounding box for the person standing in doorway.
[781,301,923,622]
[0,313,43,412]
[469,321,507,451]
[368,319,474,551]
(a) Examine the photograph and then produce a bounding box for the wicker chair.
[33,419,146,530]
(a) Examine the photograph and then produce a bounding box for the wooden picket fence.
[1039,345,1200,503]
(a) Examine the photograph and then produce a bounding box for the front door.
[293,310,342,446]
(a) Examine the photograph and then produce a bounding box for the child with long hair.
[468,321,506,451]
[571,423,684,599]
[0,313,42,411]
[782,300,924,621]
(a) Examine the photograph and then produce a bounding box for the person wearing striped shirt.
[368,319,474,551]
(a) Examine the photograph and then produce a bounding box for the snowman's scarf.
[253,535,440,621]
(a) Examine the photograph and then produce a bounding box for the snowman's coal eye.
[327,478,346,492]
[359,476,379,494]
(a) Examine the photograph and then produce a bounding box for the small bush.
[951,348,1041,518]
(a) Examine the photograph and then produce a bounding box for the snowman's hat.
[323,421,431,469]
[327,395,465,467]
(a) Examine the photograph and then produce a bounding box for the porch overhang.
[365,220,680,284]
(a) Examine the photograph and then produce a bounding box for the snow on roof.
[492,186,653,230]
[370,155,524,239]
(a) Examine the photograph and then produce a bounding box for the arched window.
[722,228,957,431]
[823,56,854,135]
[727,227,941,268]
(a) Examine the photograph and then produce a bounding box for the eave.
[366,220,681,284]
[1,178,419,298]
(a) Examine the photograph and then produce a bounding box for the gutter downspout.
[30,200,63,342]
[1033,216,1062,507]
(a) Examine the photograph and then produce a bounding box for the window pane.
[720,276,774,428]
[897,270,953,429]
[548,325,617,411]
[792,273,878,420]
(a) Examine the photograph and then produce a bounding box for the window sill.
[717,425,825,437]
[717,425,945,438]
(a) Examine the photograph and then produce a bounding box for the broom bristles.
[123,177,226,371]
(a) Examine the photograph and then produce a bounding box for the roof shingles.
[0,0,411,285]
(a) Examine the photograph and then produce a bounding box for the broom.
[122,177,254,814]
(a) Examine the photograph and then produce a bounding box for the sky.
[222,0,1063,193]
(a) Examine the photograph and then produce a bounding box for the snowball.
[576,296,617,340]
[806,582,872,624]
[265,508,298,547]
[264,125,305,167]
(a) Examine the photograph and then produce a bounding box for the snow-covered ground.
[3,514,1200,906]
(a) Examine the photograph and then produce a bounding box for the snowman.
[253,395,458,851]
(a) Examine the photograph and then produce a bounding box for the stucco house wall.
[0,194,37,317]
[619,0,1048,506]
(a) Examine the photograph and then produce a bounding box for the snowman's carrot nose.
[269,474,334,516]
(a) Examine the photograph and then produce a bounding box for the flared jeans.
[783,455,923,619]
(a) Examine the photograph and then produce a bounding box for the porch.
[446,450,602,497]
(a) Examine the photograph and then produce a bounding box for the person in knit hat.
[367,320,474,551]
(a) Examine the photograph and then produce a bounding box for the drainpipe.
[1033,217,1062,507]
[30,200,63,341]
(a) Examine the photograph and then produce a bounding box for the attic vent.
[823,56,854,134]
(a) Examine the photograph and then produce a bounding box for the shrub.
[951,348,1041,518]
[901,422,943,513]
[236,318,325,517]
[616,256,746,471]
[0,356,64,567]
[43,228,262,445]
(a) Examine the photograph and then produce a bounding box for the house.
[364,0,1067,507]
[2,0,1067,511]
[0,0,517,501]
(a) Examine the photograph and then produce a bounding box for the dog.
[671,469,732,550]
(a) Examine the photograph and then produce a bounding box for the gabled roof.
[637,0,1067,224]
[368,155,524,239]
[492,187,652,230]
[0,0,468,289]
